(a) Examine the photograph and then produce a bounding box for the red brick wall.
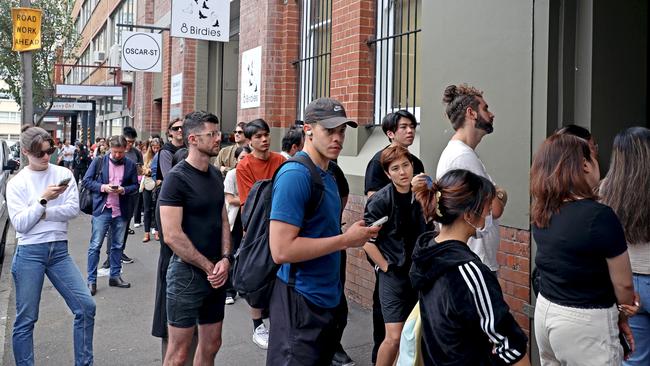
[237,0,299,128]
[330,0,376,126]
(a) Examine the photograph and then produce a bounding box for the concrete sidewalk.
[0,215,374,365]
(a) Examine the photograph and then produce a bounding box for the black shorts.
[378,267,417,323]
[166,255,226,328]
[266,280,346,366]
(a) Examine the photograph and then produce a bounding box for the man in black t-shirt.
[363,109,425,364]
[158,111,232,365]
[364,110,424,195]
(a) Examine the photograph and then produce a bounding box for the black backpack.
[79,157,102,215]
[232,154,327,309]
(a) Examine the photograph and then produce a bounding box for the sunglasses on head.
[171,125,183,131]
[33,146,57,158]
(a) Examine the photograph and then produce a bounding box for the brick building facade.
[69,0,545,339]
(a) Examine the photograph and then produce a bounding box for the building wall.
[419,0,535,337]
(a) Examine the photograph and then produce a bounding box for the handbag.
[396,302,424,366]
[79,157,102,215]
[143,176,156,191]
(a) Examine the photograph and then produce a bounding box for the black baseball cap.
[304,98,358,128]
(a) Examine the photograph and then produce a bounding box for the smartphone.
[619,333,631,359]
[58,177,72,186]
[371,216,389,227]
[110,185,119,190]
[424,175,434,189]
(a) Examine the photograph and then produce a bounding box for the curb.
[0,227,16,364]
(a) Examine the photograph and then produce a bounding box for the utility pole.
[20,0,34,127]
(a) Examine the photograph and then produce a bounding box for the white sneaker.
[134,223,141,228]
[225,296,235,305]
[252,324,269,350]
[97,267,122,277]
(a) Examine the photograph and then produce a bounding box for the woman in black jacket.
[410,169,529,366]
[363,145,427,366]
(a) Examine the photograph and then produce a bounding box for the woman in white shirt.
[223,145,250,304]
[7,126,95,366]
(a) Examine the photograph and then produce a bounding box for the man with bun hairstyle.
[422,83,508,273]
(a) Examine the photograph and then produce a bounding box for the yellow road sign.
[11,7,43,52]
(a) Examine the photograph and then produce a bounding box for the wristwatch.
[222,253,234,264]
[39,198,47,207]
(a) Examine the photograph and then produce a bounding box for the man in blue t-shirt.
[267,98,381,365]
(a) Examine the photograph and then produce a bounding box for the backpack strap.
[271,153,328,287]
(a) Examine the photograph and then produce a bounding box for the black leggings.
[143,189,157,232]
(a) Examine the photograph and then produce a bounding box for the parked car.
[0,139,19,260]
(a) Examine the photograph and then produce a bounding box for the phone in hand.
[58,177,71,186]
[110,185,119,190]
[371,216,389,227]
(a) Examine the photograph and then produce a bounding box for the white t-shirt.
[62,145,76,162]
[223,168,239,231]
[7,164,79,245]
[436,139,500,271]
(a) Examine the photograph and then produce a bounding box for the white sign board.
[171,0,230,42]
[50,102,93,111]
[240,46,262,109]
[56,84,123,97]
[170,73,183,105]
[121,31,162,72]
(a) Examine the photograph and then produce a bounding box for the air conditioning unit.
[108,44,121,67]
[121,71,133,84]
[93,50,106,64]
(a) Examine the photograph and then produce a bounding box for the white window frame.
[298,0,331,120]
[374,0,420,124]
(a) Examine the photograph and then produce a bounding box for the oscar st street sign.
[121,31,163,73]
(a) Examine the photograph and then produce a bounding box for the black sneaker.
[101,258,110,269]
[121,253,134,264]
[331,349,355,366]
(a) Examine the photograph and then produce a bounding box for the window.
[372,0,421,124]
[295,0,332,120]
[111,0,136,46]
[0,112,21,123]
[93,26,107,53]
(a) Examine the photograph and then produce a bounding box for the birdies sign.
[171,0,230,42]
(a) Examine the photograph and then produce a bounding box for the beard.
[198,144,220,157]
[475,114,494,134]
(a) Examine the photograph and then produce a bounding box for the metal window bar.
[370,0,421,124]
[294,0,332,119]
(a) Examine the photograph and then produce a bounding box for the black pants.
[133,192,143,224]
[372,271,385,363]
[142,189,157,233]
[225,211,243,298]
[267,281,345,366]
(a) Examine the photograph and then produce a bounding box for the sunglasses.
[170,125,183,131]
[234,130,244,135]
[33,146,57,158]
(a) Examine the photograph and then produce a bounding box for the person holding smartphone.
[362,145,427,366]
[83,135,139,296]
[7,126,95,365]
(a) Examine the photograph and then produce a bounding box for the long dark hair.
[530,134,596,228]
[600,127,650,244]
[413,169,495,225]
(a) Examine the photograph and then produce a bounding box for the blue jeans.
[87,208,127,283]
[11,241,96,366]
[624,273,650,365]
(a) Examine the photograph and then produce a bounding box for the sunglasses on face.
[33,146,57,158]
[234,130,244,135]
[170,125,183,132]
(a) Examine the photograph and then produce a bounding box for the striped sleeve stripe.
[459,262,522,363]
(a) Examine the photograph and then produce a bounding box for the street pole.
[20,0,34,128]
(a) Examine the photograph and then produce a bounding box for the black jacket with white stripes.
[410,232,528,365]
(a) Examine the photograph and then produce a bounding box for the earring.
[306,131,313,136]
